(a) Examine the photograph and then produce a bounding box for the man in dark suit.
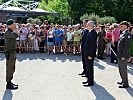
[82,21,97,87]
[117,21,132,88]
[79,19,89,76]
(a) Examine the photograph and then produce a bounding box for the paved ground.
[0,53,133,100]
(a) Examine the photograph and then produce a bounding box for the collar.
[89,28,94,32]
[122,29,128,35]
[8,28,13,32]
[120,29,128,38]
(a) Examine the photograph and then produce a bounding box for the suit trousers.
[5,51,16,82]
[118,58,129,86]
[85,56,94,83]
[81,48,86,73]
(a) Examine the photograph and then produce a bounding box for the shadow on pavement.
[90,83,115,100]
[2,89,13,100]
[16,53,81,62]
[126,87,133,98]
[0,53,5,61]
[94,61,105,70]
[128,66,133,75]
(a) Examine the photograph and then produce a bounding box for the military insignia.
[128,35,131,38]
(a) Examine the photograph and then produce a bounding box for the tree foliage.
[38,0,68,24]
[68,0,133,23]
[80,13,116,24]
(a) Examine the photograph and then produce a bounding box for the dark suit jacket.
[84,29,97,58]
[117,30,132,58]
[81,29,89,49]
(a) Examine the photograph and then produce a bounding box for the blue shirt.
[54,29,63,41]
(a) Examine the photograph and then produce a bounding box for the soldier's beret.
[120,21,129,27]
[6,19,15,25]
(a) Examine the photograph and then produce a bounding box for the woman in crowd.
[28,27,35,53]
[73,24,82,55]
[106,27,113,56]
[34,25,40,52]
[47,26,54,54]
[39,26,47,53]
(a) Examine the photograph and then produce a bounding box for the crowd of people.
[0,20,133,64]
[79,20,132,88]
[2,18,133,89]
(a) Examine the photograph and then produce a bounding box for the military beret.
[6,19,15,25]
[120,21,129,27]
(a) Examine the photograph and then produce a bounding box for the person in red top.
[111,23,120,63]
[106,27,113,56]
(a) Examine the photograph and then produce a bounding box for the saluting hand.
[88,56,92,60]
[121,57,125,61]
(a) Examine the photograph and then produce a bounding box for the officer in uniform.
[117,21,132,88]
[4,19,19,90]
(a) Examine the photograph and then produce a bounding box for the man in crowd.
[4,19,19,90]
[54,25,63,54]
[83,21,97,87]
[117,21,132,88]
[97,25,107,59]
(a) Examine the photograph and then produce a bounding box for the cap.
[120,21,129,27]
[6,19,15,25]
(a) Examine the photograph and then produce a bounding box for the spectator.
[73,24,82,55]
[128,26,133,64]
[39,26,47,53]
[66,27,73,55]
[97,25,107,59]
[0,25,5,51]
[62,25,67,54]
[54,25,63,54]
[19,24,29,53]
[106,27,113,56]
[28,27,35,53]
[111,23,120,63]
[47,26,54,54]
[34,25,40,52]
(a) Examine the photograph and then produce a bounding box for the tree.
[68,0,133,23]
[39,0,68,24]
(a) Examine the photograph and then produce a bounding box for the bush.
[27,17,42,25]
[97,16,116,24]
[80,13,116,24]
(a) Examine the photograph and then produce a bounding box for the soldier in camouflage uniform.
[4,19,19,90]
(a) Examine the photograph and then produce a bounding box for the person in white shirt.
[66,27,73,55]
[19,24,29,53]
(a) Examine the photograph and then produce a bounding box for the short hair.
[113,23,118,28]
[87,20,95,27]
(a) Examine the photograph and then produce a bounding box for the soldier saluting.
[117,21,132,88]
[4,19,19,90]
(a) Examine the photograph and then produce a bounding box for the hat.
[6,19,15,25]
[120,21,129,27]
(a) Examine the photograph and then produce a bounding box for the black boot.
[78,71,85,75]
[6,82,18,90]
